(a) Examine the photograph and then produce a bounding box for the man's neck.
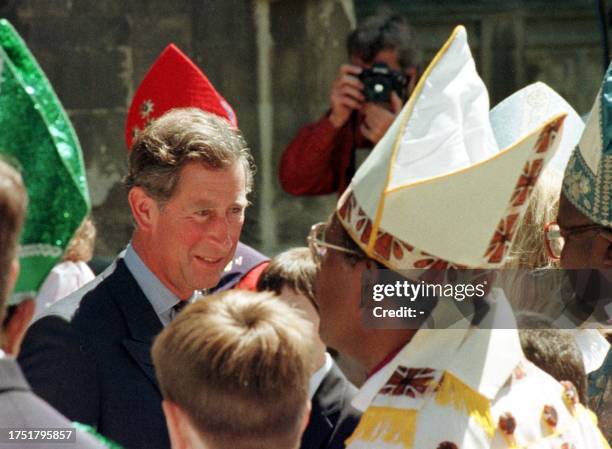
[359,329,416,373]
[130,232,192,300]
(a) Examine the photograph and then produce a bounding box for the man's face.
[314,217,365,353]
[351,49,403,72]
[557,193,610,269]
[148,161,248,298]
[351,49,416,101]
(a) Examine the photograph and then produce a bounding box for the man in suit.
[0,160,104,449]
[124,44,270,297]
[19,108,254,449]
[256,247,361,449]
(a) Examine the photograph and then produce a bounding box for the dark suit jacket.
[301,363,362,449]
[0,357,104,449]
[18,259,168,449]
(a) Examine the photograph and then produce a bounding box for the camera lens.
[374,84,384,93]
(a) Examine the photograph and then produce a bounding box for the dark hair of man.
[256,247,317,304]
[517,313,587,404]
[0,159,27,322]
[346,10,419,70]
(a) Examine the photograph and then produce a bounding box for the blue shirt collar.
[123,243,180,327]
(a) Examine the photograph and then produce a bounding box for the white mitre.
[337,26,580,274]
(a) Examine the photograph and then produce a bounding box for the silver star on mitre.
[139,99,154,118]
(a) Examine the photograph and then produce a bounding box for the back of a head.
[152,290,314,449]
[517,312,587,404]
[256,247,316,303]
[0,159,27,319]
[347,10,419,70]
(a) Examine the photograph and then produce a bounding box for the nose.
[206,215,233,252]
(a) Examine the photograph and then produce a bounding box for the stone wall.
[356,0,603,111]
[0,0,604,260]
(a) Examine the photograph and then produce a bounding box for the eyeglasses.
[544,221,603,260]
[307,222,361,265]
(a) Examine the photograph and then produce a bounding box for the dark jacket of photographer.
[279,112,370,196]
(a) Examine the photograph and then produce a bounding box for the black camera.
[358,63,408,103]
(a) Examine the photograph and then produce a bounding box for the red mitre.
[125,44,238,150]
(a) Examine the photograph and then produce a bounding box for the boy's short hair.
[256,247,316,304]
[152,290,314,449]
[0,159,27,319]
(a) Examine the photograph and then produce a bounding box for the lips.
[194,255,226,268]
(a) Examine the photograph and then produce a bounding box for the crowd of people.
[0,10,609,449]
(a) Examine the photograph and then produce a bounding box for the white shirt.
[309,352,333,399]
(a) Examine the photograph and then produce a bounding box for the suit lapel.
[301,366,348,449]
[107,260,164,391]
[122,339,159,389]
[302,396,334,449]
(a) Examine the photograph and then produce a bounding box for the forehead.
[351,49,401,71]
[172,161,247,203]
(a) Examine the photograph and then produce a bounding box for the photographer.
[280,11,419,196]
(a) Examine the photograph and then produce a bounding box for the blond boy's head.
[152,290,314,449]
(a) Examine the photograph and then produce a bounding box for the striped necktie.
[170,300,190,321]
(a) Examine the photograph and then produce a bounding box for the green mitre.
[0,19,90,303]
[562,61,612,227]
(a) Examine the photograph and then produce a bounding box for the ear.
[596,230,612,267]
[128,187,159,232]
[4,298,35,356]
[360,258,381,288]
[300,400,312,435]
[162,400,188,449]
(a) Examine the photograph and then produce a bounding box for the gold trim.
[335,209,446,273]
[435,371,495,437]
[345,406,417,449]
[368,25,467,252]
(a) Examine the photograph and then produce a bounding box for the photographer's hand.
[360,92,403,144]
[328,64,364,128]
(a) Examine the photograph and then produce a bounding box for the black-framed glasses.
[307,222,360,265]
